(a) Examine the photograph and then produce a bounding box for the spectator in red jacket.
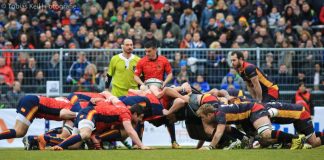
[0,56,14,86]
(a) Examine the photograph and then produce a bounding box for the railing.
[0,48,323,108]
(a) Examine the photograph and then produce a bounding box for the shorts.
[250,104,269,123]
[16,95,40,125]
[74,106,96,129]
[294,118,314,139]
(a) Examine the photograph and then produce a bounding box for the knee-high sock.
[167,123,176,143]
[46,127,62,135]
[58,134,82,149]
[0,129,16,140]
[228,127,246,140]
[44,135,64,146]
[271,130,298,143]
[320,136,324,145]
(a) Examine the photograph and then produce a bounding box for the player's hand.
[90,98,105,104]
[140,146,153,150]
[198,146,212,150]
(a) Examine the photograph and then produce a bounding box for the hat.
[32,17,39,22]
[110,16,117,22]
[70,14,78,20]
[207,0,214,6]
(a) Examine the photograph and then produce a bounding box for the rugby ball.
[144,78,163,88]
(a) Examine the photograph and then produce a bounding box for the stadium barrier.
[1,107,324,147]
[0,48,323,107]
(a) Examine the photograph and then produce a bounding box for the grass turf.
[1,147,324,160]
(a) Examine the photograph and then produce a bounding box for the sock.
[0,129,16,140]
[315,132,324,137]
[44,135,64,146]
[229,127,245,140]
[320,136,324,145]
[271,130,297,143]
[58,134,82,149]
[167,123,176,143]
[99,129,121,141]
[46,127,62,135]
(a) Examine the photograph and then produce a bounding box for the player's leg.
[59,109,77,120]
[252,116,301,149]
[38,120,74,150]
[162,98,186,116]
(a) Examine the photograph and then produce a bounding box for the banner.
[1,108,324,148]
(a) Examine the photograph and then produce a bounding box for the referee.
[105,39,140,97]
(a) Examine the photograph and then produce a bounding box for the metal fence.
[0,48,323,108]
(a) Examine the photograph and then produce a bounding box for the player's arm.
[105,57,115,90]
[250,76,262,102]
[206,124,225,150]
[122,120,151,150]
[162,59,173,87]
[246,81,256,99]
[134,60,144,86]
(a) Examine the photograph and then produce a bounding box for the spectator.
[193,75,210,93]
[234,16,251,40]
[67,52,90,84]
[238,0,252,19]
[249,6,266,26]
[268,6,281,27]
[262,52,277,77]
[0,75,10,95]
[215,0,228,17]
[300,2,317,25]
[203,18,218,47]
[221,68,246,91]
[32,70,46,93]
[313,63,323,91]
[46,53,60,81]
[82,0,103,18]
[200,0,216,30]
[73,63,105,92]
[24,57,38,86]
[2,41,14,67]
[179,33,192,49]
[151,0,163,11]
[162,31,178,48]
[179,7,197,37]
[189,32,206,58]
[278,40,295,75]
[142,30,160,47]
[276,64,291,87]
[103,1,116,20]
[220,73,241,90]
[6,81,25,108]
[14,33,35,49]
[161,15,181,41]
[174,65,190,86]
[150,22,163,42]
[0,56,14,86]
[284,6,300,26]
[293,82,314,116]
[186,20,201,36]
[229,0,240,19]
[16,71,27,91]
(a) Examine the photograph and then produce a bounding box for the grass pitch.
[1,147,324,160]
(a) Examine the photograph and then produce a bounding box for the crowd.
[0,0,323,107]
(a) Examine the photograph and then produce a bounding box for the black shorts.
[262,94,278,103]
[294,118,314,137]
[250,107,269,123]
[16,95,40,123]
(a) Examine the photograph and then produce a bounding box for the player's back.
[39,96,72,110]
[217,103,256,124]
